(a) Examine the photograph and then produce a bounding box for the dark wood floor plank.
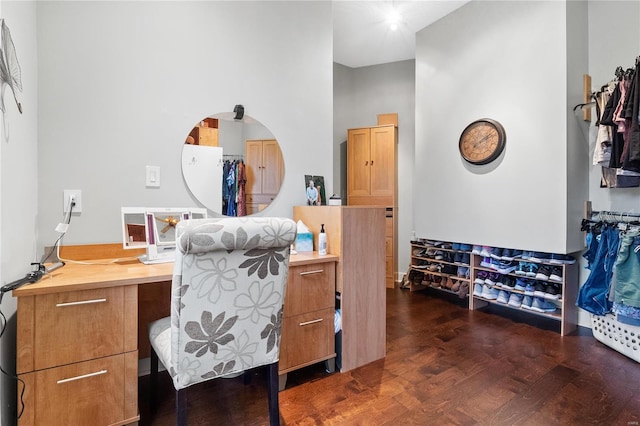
[139,288,640,425]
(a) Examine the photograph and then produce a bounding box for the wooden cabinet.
[293,206,386,372]
[187,118,219,147]
[347,124,396,206]
[17,286,139,425]
[279,259,336,385]
[347,123,397,288]
[245,139,283,214]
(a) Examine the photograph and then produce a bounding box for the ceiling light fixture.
[387,8,401,31]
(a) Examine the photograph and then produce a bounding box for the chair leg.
[176,388,187,426]
[267,363,280,426]
[149,348,159,414]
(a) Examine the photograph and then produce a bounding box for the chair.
[148,217,296,426]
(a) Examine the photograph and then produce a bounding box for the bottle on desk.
[319,224,327,255]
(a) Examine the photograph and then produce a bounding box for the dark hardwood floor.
[138,287,640,425]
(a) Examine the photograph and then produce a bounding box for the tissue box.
[295,232,313,252]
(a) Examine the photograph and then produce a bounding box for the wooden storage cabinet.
[279,260,336,382]
[347,123,397,288]
[347,125,396,206]
[245,139,284,214]
[293,206,386,372]
[17,286,139,425]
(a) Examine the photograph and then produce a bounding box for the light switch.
[146,166,160,188]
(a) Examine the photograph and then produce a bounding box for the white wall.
[36,1,333,249]
[333,60,415,279]
[0,2,38,424]
[415,0,584,254]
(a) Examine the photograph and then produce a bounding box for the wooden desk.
[14,250,338,426]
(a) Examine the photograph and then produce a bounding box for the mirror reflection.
[182,112,284,215]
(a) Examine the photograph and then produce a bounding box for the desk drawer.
[26,287,136,371]
[279,307,335,373]
[284,262,335,318]
[19,352,139,426]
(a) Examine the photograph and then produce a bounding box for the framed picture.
[304,175,326,206]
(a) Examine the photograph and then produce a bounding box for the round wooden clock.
[458,118,506,165]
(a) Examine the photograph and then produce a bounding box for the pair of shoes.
[490,247,504,260]
[471,245,482,255]
[549,267,563,282]
[530,297,557,313]
[481,284,499,300]
[524,262,538,277]
[457,282,469,299]
[480,256,493,268]
[452,242,461,250]
[498,275,516,290]
[520,295,534,309]
[529,252,551,262]
[484,272,501,286]
[542,282,562,300]
[491,260,518,274]
[480,246,492,257]
[473,282,483,297]
[514,278,529,291]
[457,266,470,278]
[475,270,488,285]
[497,290,510,304]
[549,253,576,264]
[507,292,523,307]
[535,265,553,281]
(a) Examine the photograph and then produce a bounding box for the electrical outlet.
[63,190,82,213]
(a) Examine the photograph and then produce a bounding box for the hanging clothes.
[237,160,247,216]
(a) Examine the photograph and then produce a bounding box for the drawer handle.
[56,298,107,307]
[299,318,323,326]
[299,269,323,276]
[57,369,108,384]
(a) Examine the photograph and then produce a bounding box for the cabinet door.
[370,126,395,197]
[261,139,284,195]
[245,140,263,195]
[347,128,371,197]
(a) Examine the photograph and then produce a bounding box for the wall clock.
[458,118,506,165]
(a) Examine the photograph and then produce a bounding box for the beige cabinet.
[347,123,397,288]
[245,139,283,214]
[347,124,396,207]
[187,118,219,147]
[17,286,139,425]
[279,259,336,387]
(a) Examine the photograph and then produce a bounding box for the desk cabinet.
[17,286,139,426]
[279,259,336,387]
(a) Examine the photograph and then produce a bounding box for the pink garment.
[614,78,631,133]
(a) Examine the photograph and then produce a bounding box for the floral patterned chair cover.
[148,216,296,426]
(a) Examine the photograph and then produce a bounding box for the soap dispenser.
[319,224,327,255]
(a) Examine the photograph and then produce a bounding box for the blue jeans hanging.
[614,231,640,307]
[576,225,619,315]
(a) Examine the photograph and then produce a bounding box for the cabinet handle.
[56,298,107,307]
[365,161,368,165]
[371,160,374,166]
[57,369,108,384]
[299,269,323,276]
[299,318,323,326]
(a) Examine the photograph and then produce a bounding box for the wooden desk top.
[13,251,338,297]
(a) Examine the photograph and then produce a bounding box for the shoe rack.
[407,240,578,336]
[408,241,471,299]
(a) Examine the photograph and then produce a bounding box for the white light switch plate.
[146,166,160,188]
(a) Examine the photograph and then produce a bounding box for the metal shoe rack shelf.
[409,240,578,336]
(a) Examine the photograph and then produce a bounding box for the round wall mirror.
[181,112,284,216]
